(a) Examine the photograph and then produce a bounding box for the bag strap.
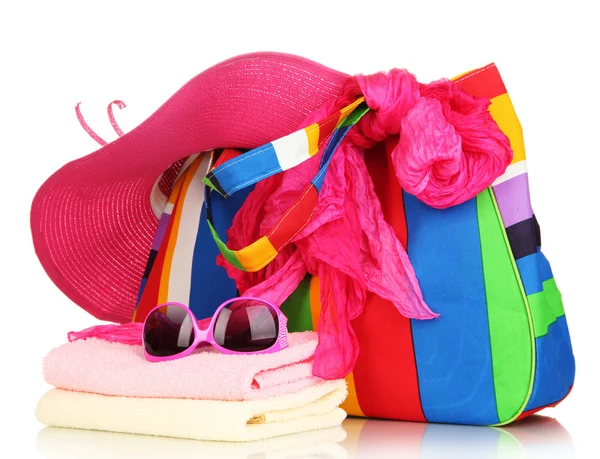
[203,98,369,272]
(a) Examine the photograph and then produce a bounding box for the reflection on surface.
[342,415,575,459]
[36,425,348,459]
[37,414,574,459]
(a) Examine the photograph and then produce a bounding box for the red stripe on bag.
[454,64,507,100]
[317,116,338,145]
[268,185,319,251]
[351,140,426,421]
[353,295,426,420]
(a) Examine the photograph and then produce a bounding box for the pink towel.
[43,332,322,401]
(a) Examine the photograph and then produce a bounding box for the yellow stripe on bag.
[342,372,366,417]
[234,237,278,272]
[309,276,365,416]
[309,276,322,332]
[488,93,526,164]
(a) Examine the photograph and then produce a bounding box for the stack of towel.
[36,332,348,441]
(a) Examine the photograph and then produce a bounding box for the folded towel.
[44,331,321,400]
[36,380,347,442]
[37,425,348,459]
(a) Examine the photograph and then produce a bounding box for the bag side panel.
[475,188,534,423]
[483,73,575,416]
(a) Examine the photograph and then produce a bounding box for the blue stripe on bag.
[525,316,575,410]
[189,186,254,319]
[404,193,499,425]
[312,125,352,191]
[209,145,282,197]
[515,253,544,295]
[536,249,554,282]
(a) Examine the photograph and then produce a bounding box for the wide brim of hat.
[31,52,349,323]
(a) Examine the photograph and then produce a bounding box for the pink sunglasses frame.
[142,297,288,362]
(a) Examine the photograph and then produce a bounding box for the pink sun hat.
[30,52,350,323]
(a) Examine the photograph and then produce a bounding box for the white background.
[1,1,599,457]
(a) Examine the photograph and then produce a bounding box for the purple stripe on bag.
[152,214,171,250]
[492,173,533,228]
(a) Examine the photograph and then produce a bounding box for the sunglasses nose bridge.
[194,327,210,344]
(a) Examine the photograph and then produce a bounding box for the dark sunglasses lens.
[143,305,196,357]
[213,299,279,352]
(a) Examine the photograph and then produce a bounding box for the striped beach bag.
[326,64,574,425]
[135,63,575,426]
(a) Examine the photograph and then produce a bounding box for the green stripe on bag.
[528,278,565,338]
[280,275,314,332]
[206,220,246,271]
[477,188,533,422]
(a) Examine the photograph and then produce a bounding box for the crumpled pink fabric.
[396,79,513,208]
[218,69,513,379]
[68,317,214,345]
[68,322,143,345]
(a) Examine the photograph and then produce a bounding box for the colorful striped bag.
[201,63,575,426]
[134,63,574,426]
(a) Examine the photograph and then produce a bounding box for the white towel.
[36,380,347,442]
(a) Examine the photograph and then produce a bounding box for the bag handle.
[203,98,369,272]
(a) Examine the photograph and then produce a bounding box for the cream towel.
[37,425,348,459]
[36,380,347,442]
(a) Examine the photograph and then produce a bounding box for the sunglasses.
[142,297,288,362]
